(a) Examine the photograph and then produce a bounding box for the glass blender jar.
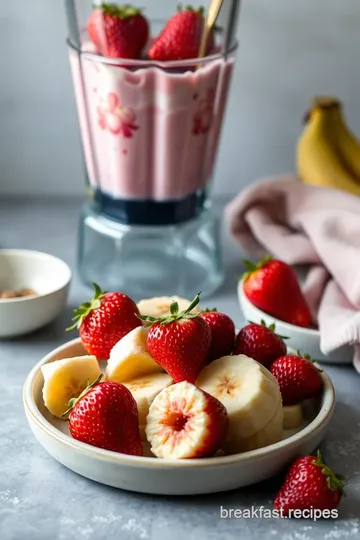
[65,0,239,300]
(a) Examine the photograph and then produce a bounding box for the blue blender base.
[92,189,207,226]
[77,203,224,301]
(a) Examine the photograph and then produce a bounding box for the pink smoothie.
[69,43,234,201]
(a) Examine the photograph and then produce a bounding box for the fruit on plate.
[67,283,141,360]
[270,353,323,406]
[41,356,101,418]
[283,403,303,429]
[146,381,228,458]
[274,450,344,513]
[123,372,173,439]
[137,296,199,319]
[149,6,212,61]
[243,258,312,327]
[199,309,235,362]
[196,355,283,453]
[297,97,360,197]
[105,326,163,383]
[140,294,211,383]
[66,380,143,456]
[233,320,287,367]
[87,3,149,59]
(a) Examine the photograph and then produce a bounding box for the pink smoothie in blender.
[65,1,239,297]
[68,4,236,224]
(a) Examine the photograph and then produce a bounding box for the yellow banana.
[297,104,360,197]
[310,96,360,181]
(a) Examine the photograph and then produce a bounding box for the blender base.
[77,204,224,301]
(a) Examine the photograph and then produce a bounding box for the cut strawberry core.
[163,412,188,432]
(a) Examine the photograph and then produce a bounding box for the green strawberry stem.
[247,319,289,341]
[66,283,106,332]
[139,292,202,327]
[95,3,144,19]
[312,450,345,493]
[201,307,217,313]
[296,350,323,372]
[61,374,103,419]
[241,255,273,281]
[177,4,205,16]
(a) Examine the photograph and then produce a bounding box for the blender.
[64,0,240,300]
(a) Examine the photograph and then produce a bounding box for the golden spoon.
[198,0,224,58]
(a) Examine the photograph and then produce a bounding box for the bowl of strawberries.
[23,285,337,501]
[238,257,353,365]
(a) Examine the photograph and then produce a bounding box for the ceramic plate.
[23,338,335,495]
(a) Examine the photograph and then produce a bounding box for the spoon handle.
[198,0,224,58]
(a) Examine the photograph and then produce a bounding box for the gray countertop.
[1,199,360,540]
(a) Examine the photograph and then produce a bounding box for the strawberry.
[87,3,149,59]
[67,283,141,359]
[199,309,235,362]
[140,294,211,383]
[274,450,344,514]
[243,258,312,328]
[270,353,323,405]
[65,378,143,456]
[233,320,287,367]
[149,5,213,61]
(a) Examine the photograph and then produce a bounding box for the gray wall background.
[1,0,359,197]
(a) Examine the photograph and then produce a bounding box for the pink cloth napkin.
[225,174,360,371]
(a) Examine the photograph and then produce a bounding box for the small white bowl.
[0,250,71,338]
[23,338,335,495]
[238,279,353,365]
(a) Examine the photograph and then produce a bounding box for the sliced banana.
[222,402,284,454]
[42,356,101,418]
[137,296,200,319]
[196,354,282,439]
[106,326,163,383]
[283,403,303,429]
[123,372,173,428]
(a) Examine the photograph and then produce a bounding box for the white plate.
[238,279,353,365]
[23,338,335,495]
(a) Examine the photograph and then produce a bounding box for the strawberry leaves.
[139,293,202,327]
[312,450,345,494]
[66,283,107,331]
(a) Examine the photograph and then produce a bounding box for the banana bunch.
[297,96,360,196]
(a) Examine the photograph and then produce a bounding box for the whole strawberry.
[67,283,141,359]
[140,294,211,383]
[270,353,323,405]
[149,5,212,61]
[199,309,235,362]
[274,450,344,514]
[243,258,312,327]
[233,320,287,367]
[66,379,143,456]
[87,3,149,59]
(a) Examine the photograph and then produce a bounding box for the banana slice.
[123,372,173,428]
[42,356,101,418]
[196,354,282,439]
[283,403,303,429]
[106,326,163,383]
[137,296,200,319]
[222,402,283,454]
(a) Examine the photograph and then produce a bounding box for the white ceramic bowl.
[238,279,352,365]
[0,250,71,338]
[23,338,335,495]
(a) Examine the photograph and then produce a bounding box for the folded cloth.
[225,174,360,371]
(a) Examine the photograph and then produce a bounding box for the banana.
[42,356,101,418]
[137,296,200,319]
[309,97,360,181]
[123,372,173,439]
[283,403,303,429]
[297,102,360,197]
[105,326,163,384]
[196,355,282,440]
[221,402,283,454]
